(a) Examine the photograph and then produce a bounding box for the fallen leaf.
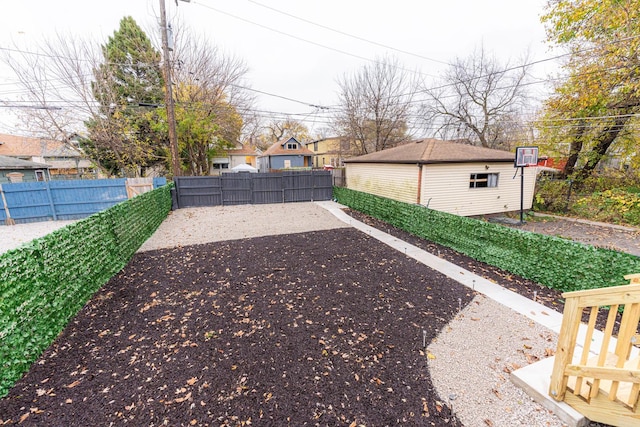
[492,388,502,399]
[174,392,192,403]
[66,380,81,388]
[422,400,430,417]
[19,413,29,424]
[187,377,198,386]
[427,352,436,360]
[484,419,494,426]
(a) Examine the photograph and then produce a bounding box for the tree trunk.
[561,119,586,178]
[573,113,631,182]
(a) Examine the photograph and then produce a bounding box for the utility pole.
[159,0,180,177]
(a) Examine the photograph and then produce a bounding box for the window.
[286,142,297,150]
[35,170,46,181]
[313,142,318,151]
[470,173,499,188]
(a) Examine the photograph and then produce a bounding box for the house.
[0,133,96,179]
[259,137,313,172]
[0,155,51,183]
[344,139,538,217]
[305,136,355,168]
[211,144,261,174]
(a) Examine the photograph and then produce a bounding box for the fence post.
[0,183,15,225]
[44,181,58,220]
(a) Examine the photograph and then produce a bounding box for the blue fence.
[0,178,166,224]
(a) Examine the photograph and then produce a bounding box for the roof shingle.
[0,155,50,169]
[344,139,515,164]
[260,137,314,157]
[0,133,81,157]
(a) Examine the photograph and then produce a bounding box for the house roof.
[0,155,50,169]
[223,145,260,156]
[344,139,515,164]
[0,133,83,158]
[260,137,314,157]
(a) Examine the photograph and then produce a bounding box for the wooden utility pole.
[159,0,181,177]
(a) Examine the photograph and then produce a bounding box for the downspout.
[416,163,423,204]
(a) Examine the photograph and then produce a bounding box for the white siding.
[420,163,537,216]
[346,163,419,204]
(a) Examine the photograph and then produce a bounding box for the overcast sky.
[0,0,560,137]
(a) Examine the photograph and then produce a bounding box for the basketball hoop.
[515,146,539,167]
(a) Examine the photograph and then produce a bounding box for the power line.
[247,0,452,66]
[229,83,332,110]
[190,1,436,79]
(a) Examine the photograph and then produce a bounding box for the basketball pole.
[520,166,524,224]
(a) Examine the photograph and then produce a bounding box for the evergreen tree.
[85,16,166,177]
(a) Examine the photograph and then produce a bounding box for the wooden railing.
[549,273,640,426]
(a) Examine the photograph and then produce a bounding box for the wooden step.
[566,353,640,409]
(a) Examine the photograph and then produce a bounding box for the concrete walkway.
[315,201,590,426]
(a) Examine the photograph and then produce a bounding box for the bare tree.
[420,46,530,149]
[334,55,418,155]
[265,118,310,143]
[172,26,255,144]
[0,34,100,141]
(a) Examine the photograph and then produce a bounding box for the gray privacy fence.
[174,171,333,208]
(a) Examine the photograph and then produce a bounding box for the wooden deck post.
[549,296,582,401]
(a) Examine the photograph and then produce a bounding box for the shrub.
[533,179,572,212]
[0,184,172,397]
[572,189,640,226]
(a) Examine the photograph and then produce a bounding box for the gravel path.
[428,295,561,426]
[137,203,350,252]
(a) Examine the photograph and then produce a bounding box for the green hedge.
[0,184,172,397]
[334,187,640,293]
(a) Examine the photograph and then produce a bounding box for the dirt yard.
[0,228,469,426]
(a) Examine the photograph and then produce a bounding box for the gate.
[174,171,333,208]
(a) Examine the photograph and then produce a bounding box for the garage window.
[470,173,499,188]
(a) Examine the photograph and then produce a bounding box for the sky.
[0,0,561,138]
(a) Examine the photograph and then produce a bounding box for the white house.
[344,139,538,217]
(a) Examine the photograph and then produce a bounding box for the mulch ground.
[343,210,626,333]
[0,227,474,426]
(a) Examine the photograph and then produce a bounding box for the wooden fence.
[174,171,333,208]
[0,177,166,224]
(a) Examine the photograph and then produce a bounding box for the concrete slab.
[511,357,588,427]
